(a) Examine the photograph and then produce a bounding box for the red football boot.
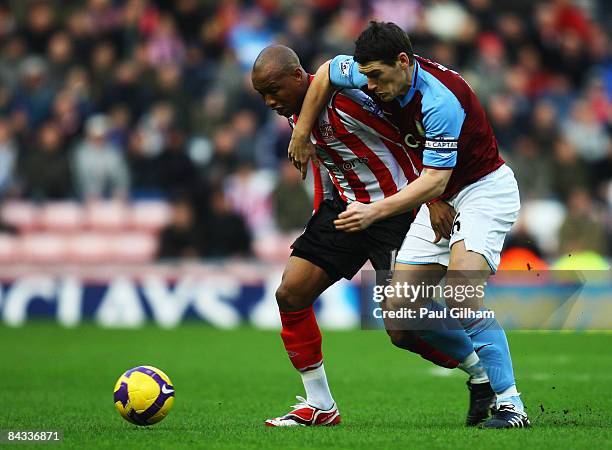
[265,396,341,427]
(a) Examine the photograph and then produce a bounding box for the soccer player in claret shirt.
[251,45,493,427]
[288,22,530,429]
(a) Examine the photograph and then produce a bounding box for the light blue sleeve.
[420,82,465,169]
[329,55,368,89]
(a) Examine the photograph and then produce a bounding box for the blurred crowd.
[0,0,610,264]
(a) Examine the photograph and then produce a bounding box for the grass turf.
[2,324,612,449]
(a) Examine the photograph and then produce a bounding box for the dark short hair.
[354,21,414,66]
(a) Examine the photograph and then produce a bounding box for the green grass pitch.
[2,324,612,449]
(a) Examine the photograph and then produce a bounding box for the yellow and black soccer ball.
[113,366,175,426]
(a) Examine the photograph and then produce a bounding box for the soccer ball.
[113,365,175,426]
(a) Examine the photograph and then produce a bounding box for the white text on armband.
[425,140,458,150]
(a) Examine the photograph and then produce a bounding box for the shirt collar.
[397,60,419,107]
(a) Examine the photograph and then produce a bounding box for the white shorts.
[396,164,520,272]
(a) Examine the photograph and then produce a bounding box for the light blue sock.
[416,300,475,363]
[461,309,516,394]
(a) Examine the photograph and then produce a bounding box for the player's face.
[358,53,411,102]
[251,69,303,117]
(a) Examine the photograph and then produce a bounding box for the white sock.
[301,364,334,410]
[458,351,489,384]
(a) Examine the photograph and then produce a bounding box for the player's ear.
[292,66,304,82]
[398,53,410,69]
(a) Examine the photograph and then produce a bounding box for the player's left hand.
[427,201,456,243]
[288,133,317,180]
[334,202,375,232]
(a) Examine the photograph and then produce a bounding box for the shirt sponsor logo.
[362,97,384,118]
[325,156,369,173]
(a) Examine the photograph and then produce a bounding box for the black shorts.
[291,195,414,282]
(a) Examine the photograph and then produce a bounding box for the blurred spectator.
[424,0,474,43]
[100,62,149,120]
[369,0,422,33]
[487,93,519,152]
[157,198,202,259]
[203,125,239,187]
[126,130,161,195]
[318,8,362,55]
[84,0,123,40]
[224,164,274,237]
[20,122,73,201]
[0,36,27,90]
[201,189,252,258]
[51,90,83,144]
[507,136,552,200]
[19,1,57,55]
[173,0,209,44]
[272,161,312,232]
[152,65,191,130]
[232,109,258,164]
[529,100,560,151]
[73,114,129,200]
[46,32,74,89]
[562,99,610,163]
[107,104,131,150]
[281,7,317,69]
[558,187,608,256]
[157,128,199,197]
[0,4,16,40]
[192,89,229,138]
[137,102,175,157]
[550,138,589,201]
[146,14,186,67]
[10,56,54,129]
[90,41,118,101]
[464,33,507,105]
[228,8,274,71]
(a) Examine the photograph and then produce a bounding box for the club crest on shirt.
[319,120,335,143]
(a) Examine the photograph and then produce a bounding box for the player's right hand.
[427,201,456,243]
[288,133,317,180]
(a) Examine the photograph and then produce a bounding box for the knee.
[275,284,307,312]
[386,329,404,348]
[386,329,417,350]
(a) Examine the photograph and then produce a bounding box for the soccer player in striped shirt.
[288,22,530,429]
[251,45,490,427]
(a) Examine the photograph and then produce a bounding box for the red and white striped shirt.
[292,89,421,206]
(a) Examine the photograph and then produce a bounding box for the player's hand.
[288,133,317,180]
[427,201,456,243]
[334,202,376,232]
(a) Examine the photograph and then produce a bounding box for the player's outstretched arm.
[288,60,333,179]
[334,168,452,232]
